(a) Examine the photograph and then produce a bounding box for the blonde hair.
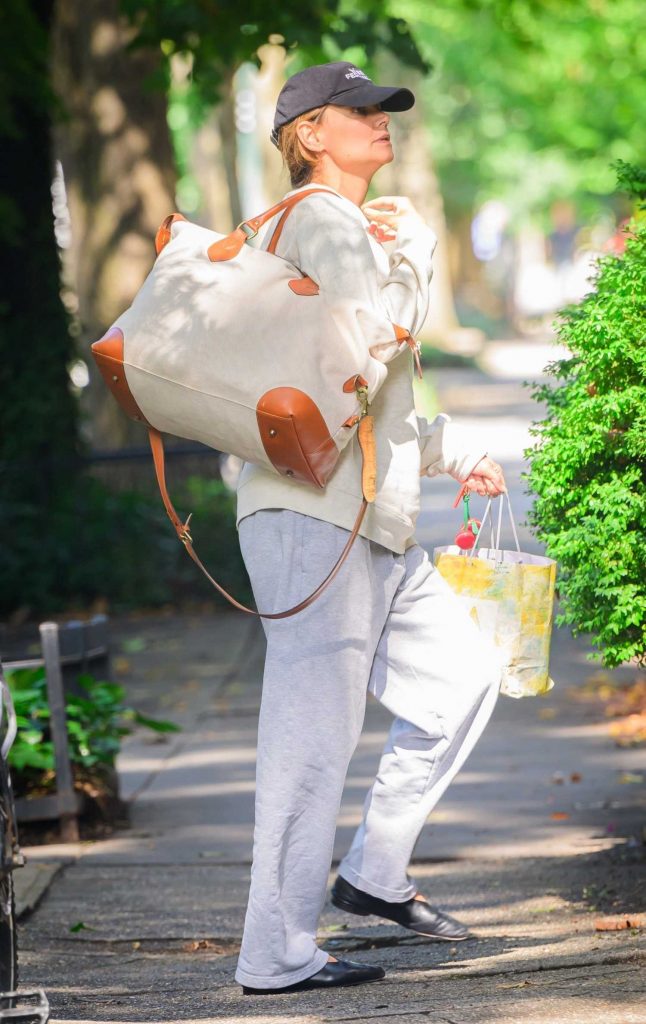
[278,106,327,188]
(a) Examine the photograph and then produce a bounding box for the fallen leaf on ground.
[550,812,570,820]
[609,713,646,746]
[595,915,644,931]
[185,939,223,952]
[121,637,147,653]
[606,678,646,717]
[570,772,583,782]
[617,772,644,784]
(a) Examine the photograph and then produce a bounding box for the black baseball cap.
[271,61,415,147]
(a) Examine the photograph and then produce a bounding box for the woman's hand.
[361,196,427,243]
[462,456,507,498]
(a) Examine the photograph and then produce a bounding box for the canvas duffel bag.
[91,188,421,618]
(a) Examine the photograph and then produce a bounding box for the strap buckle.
[179,513,193,545]
[236,221,258,241]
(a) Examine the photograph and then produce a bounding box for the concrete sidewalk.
[15,342,645,1023]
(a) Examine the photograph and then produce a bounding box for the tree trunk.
[190,110,234,233]
[374,59,484,354]
[256,43,290,202]
[0,0,84,615]
[216,66,242,229]
[0,0,80,493]
[51,0,177,449]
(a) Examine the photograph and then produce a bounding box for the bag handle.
[207,188,335,262]
[470,491,522,561]
[147,429,370,619]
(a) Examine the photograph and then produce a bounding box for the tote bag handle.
[470,491,522,562]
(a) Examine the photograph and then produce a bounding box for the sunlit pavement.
[16,339,645,1022]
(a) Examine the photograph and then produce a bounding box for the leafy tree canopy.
[121,0,645,220]
[120,0,431,100]
[403,0,646,219]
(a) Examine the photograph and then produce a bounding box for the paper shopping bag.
[433,494,557,698]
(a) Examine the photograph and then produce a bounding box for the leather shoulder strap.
[147,428,369,619]
[207,187,333,263]
[266,187,335,254]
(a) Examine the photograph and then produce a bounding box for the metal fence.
[85,442,225,494]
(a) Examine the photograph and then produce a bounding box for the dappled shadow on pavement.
[17,847,644,1022]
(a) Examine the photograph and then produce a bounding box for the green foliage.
[0,2,81,461]
[614,158,646,201]
[123,0,644,221]
[0,0,82,565]
[0,1,63,140]
[120,0,430,108]
[524,166,646,666]
[405,0,646,219]
[0,472,252,616]
[5,666,180,794]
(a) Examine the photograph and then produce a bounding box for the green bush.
[0,472,253,615]
[525,162,646,668]
[6,665,179,798]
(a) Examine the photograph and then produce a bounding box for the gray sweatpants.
[234,509,501,989]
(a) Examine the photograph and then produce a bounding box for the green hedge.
[0,473,253,616]
[525,162,646,667]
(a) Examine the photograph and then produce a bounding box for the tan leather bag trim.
[207,187,333,263]
[155,213,187,256]
[207,227,249,262]
[288,276,319,295]
[343,374,369,394]
[393,322,423,379]
[393,323,410,342]
[256,386,338,488]
[91,328,149,424]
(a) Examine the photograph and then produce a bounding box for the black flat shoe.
[331,875,470,941]
[242,956,385,995]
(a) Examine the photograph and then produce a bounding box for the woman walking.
[234,61,507,995]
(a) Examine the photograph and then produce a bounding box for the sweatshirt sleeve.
[417,412,488,482]
[387,216,438,336]
[279,192,436,366]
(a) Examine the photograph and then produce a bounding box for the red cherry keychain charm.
[455,519,481,549]
[454,492,481,550]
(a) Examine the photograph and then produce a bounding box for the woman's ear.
[296,120,325,154]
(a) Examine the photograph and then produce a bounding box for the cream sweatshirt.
[235,183,487,554]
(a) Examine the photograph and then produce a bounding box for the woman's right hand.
[462,455,507,498]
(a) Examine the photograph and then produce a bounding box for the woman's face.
[300,104,393,175]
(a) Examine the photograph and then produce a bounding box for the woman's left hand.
[462,456,507,498]
[361,196,427,242]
